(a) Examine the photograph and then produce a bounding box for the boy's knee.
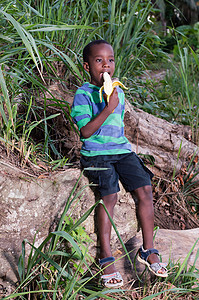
[134,185,153,201]
[142,185,152,194]
[102,193,118,206]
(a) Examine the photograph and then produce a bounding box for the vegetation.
[0,0,199,162]
[0,0,199,299]
[0,0,199,161]
[1,172,199,300]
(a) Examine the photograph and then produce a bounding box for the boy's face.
[83,43,115,87]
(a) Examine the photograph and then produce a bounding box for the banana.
[99,72,128,104]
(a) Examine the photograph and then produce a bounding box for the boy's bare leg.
[134,185,165,274]
[97,193,121,283]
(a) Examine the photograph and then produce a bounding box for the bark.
[124,100,198,177]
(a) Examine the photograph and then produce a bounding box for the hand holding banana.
[99,72,128,104]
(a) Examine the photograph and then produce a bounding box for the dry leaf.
[167,282,177,290]
[188,172,194,180]
[181,222,186,230]
[113,249,122,256]
[37,164,49,171]
[191,206,196,213]
[176,175,184,186]
[38,174,48,179]
[193,155,198,164]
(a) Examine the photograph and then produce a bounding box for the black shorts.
[80,152,154,197]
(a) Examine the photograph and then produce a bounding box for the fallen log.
[124,100,198,177]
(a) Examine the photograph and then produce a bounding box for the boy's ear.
[83,62,89,72]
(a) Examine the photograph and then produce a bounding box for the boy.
[71,40,168,288]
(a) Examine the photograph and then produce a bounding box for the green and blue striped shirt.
[71,82,132,156]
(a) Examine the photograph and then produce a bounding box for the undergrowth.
[1,172,199,300]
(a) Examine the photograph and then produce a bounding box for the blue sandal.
[99,256,123,288]
[137,246,168,277]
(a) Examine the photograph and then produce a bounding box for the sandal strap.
[99,256,115,267]
[101,271,122,280]
[150,262,167,274]
[101,271,123,288]
[139,246,159,262]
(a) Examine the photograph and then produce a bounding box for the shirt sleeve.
[71,90,92,130]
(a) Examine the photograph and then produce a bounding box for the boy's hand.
[104,88,119,112]
[81,88,119,139]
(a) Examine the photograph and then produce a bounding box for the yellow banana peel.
[99,72,128,104]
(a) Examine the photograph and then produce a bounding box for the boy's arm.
[80,88,119,139]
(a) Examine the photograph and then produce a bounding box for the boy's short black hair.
[83,40,111,63]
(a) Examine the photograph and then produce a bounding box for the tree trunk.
[124,100,198,177]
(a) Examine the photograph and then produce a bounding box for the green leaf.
[25,238,72,279]
[173,238,199,283]
[52,231,83,259]
[29,24,93,32]
[0,9,44,80]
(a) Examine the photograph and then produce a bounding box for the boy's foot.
[138,246,168,277]
[99,256,123,287]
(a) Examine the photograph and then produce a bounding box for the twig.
[0,160,37,178]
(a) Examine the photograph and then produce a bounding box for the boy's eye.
[96,58,102,62]
[109,59,114,62]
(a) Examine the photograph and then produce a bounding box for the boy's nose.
[102,60,110,68]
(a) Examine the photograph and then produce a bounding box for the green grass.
[0,0,167,162]
[1,173,198,299]
[1,0,198,162]
[0,2,199,297]
[0,171,132,300]
[127,33,199,145]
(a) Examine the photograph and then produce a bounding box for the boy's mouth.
[100,72,111,79]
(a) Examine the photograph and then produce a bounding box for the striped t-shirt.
[71,82,132,156]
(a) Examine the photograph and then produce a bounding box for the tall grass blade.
[30,24,93,32]
[39,40,84,82]
[69,199,101,233]
[56,170,84,229]
[99,199,132,267]
[25,233,53,275]
[18,240,26,282]
[81,289,125,300]
[52,231,82,259]
[0,65,13,126]
[193,247,199,266]
[25,113,60,141]
[189,46,199,67]
[63,251,89,299]
[0,9,44,81]
[49,171,92,251]
[141,288,188,300]
[173,238,199,283]
[1,290,56,300]
[172,139,182,180]
[24,238,72,279]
